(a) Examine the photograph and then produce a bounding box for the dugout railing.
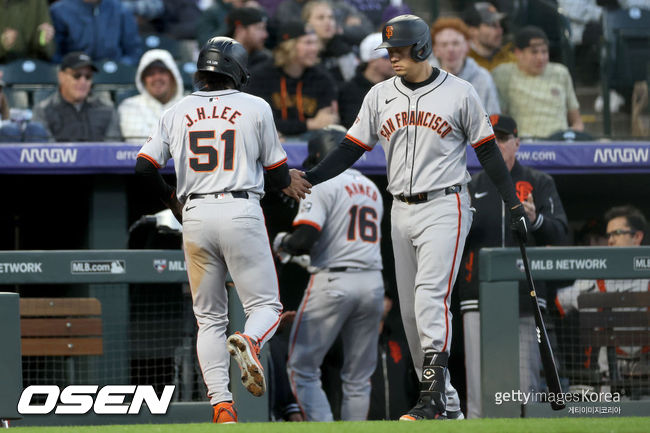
[480,246,650,418]
[0,250,268,426]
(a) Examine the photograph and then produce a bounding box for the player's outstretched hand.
[510,203,528,244]
[283,169,312,201]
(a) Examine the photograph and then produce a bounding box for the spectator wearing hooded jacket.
[429,17,500,115]
[50,0,142,65]
[246,21,338,137]
[118,49,183,144]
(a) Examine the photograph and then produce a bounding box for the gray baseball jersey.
[346,71,494,196]
[138,90,287,200]
[138,89,284,406]
[343,71,491,414]
[292,168,383,271]
[287,169,384,421]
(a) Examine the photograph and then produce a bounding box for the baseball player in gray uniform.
[301,15,528,420]
[135,37,311,424]
[273,126,385,421]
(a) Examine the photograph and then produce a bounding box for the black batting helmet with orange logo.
[377,14,432,62]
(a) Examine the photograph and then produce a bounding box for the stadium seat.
[32,88,56,105]
[0,59,58,108]
[517,0,575,74]
[93,60,138,106]
[94,60,137,86]
[115,87,139,106]
[178,61,197,91]
[142,33,181,59]
[546,129,594,141]
[600,7,650,134]
[2,88,29,110]
[0,59,57,86]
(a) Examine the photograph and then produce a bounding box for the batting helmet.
[197,36,250,89]
[303,125,347,169]
[377,14,432,62]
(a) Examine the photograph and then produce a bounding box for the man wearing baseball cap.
[458,113,568,417]
[491,26,584,138]
[338,32,394,128]
[463,2,514,71]
[227,7,271,70]
[32,51,122,141]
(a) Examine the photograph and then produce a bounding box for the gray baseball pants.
[390,190,472,412]
[287,269,384,421]
[182,194,282,405]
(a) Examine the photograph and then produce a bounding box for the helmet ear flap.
[411,37,432,62]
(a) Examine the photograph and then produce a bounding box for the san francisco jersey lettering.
[346,71,494,196]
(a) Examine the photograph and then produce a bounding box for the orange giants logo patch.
[516,181,533,202]
[385,25,394,39]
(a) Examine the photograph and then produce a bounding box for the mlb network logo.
[17,385,175,415]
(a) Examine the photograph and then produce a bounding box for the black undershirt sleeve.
[267,162,291,190]
[473,138,520,208]
[135,156,176,203]
[304,138,366,186]
[282,224,321,255]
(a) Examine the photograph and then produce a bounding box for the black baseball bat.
[517,237,565,410]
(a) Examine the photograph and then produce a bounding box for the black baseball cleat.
[399,392,446,421]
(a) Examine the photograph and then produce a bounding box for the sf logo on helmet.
[385,25,394,39]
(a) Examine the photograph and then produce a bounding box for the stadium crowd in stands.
[4,0,640,141]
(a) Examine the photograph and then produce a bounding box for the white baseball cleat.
[227,332,266,397]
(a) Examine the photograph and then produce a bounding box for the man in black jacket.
[458,114,569,418]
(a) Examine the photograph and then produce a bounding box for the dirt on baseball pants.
[390,190,472,413]
[182,195,283,406]
[287,270,384,421]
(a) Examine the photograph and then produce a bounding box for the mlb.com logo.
[17,385,175,415]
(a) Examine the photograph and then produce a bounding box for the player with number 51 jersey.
[136,37,311,424]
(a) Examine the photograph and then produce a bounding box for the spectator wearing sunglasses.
[32,52,122,142]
